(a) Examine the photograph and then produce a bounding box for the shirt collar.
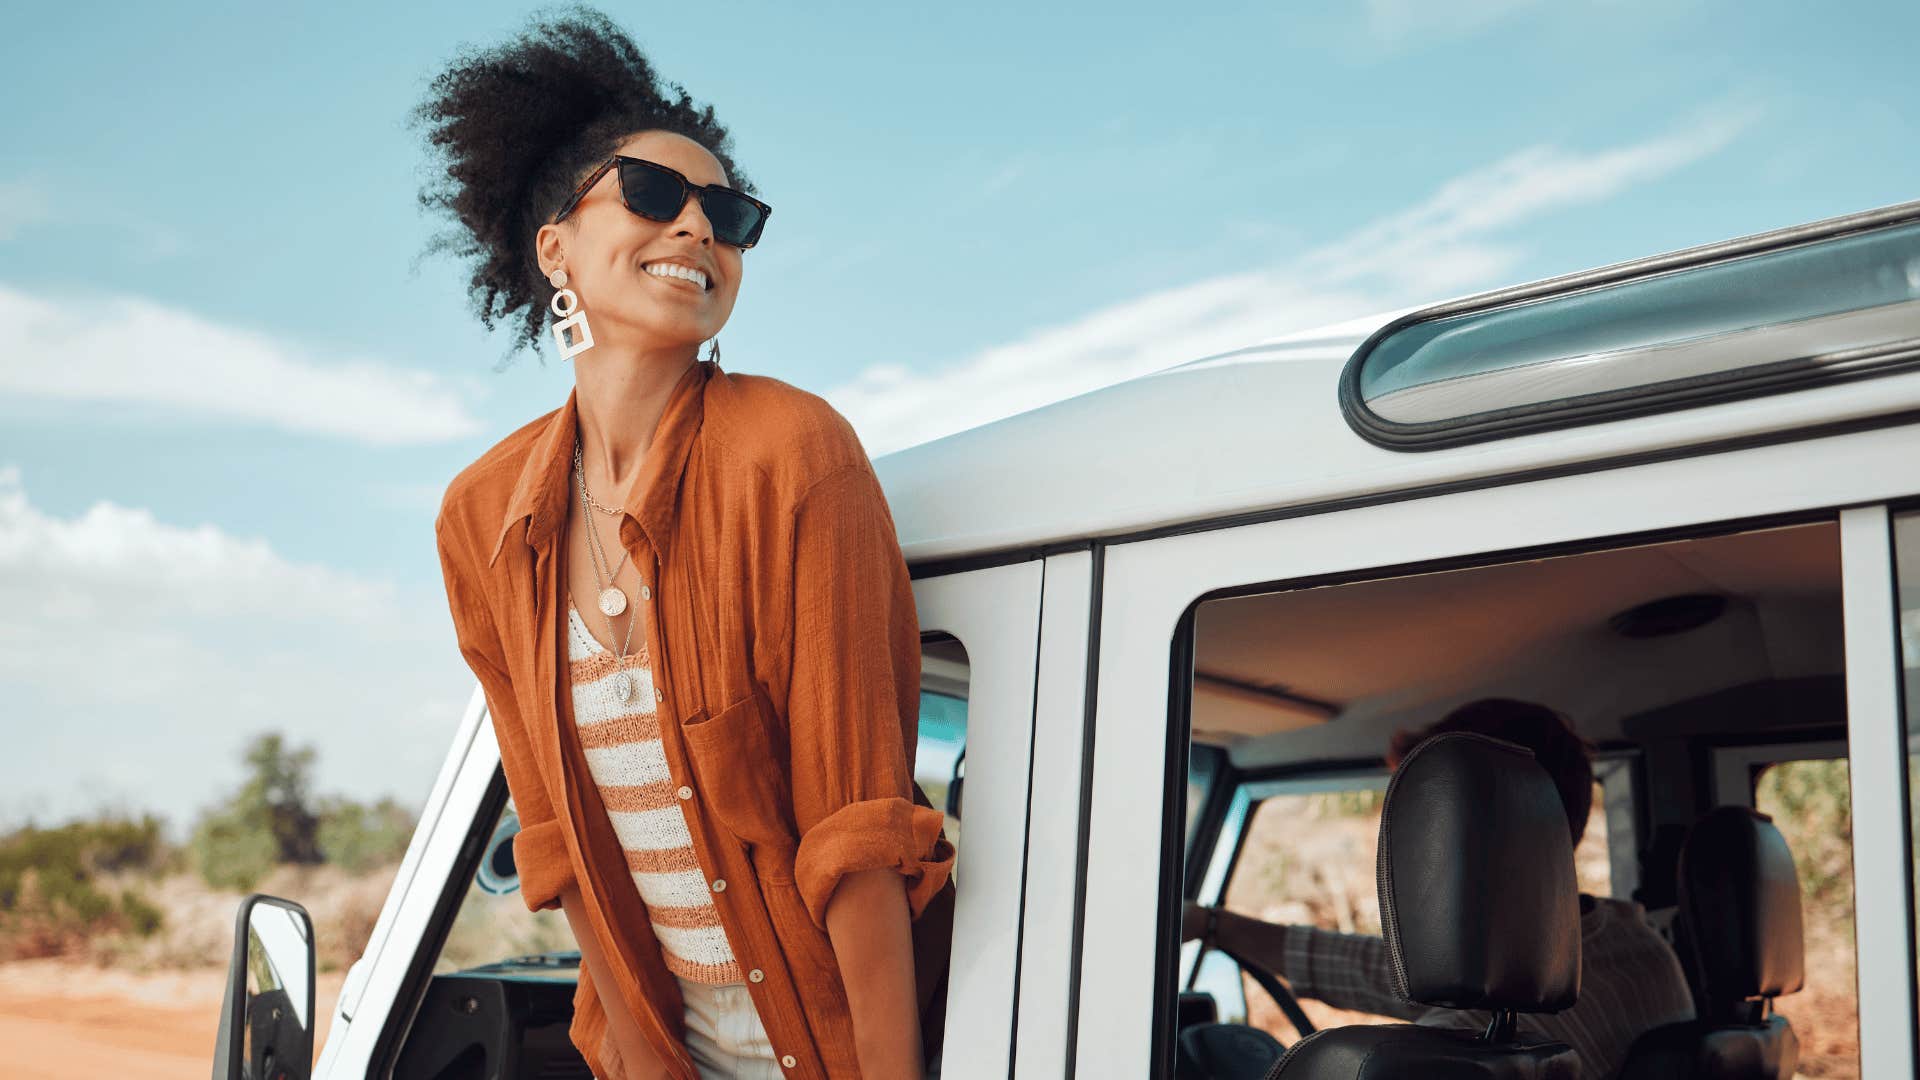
[489,359,713,566]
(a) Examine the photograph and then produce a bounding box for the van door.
[910,560,1045,1080]
[1068,434,1920,1077]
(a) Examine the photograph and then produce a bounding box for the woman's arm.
[560,883,670,1080]
[780,463,954,1077]
[825,867,924,1080]
[435,512,578,914]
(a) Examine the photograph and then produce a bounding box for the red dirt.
[0,959,342,1080]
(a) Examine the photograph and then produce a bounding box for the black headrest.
[1680,806,1805,1002]
[1378,732,1582,1012]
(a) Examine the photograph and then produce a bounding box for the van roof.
[875,204,1920,566]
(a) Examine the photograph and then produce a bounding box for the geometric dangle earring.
[548,267,594,360]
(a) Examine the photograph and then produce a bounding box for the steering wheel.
[1177,941,1316,1079]
[1210,940,1318,1045]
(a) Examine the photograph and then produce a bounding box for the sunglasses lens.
[617,160,688,221]
[615,159,767,247]
[698,191,767,248]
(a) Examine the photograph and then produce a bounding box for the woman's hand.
[559,884,671,1080]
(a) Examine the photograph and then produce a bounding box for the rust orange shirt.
[433,358,955,1079]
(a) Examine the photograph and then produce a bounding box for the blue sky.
[2,0,1914,831]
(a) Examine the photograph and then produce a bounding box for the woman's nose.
[671,195,714,244]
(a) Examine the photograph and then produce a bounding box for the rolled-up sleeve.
[435,511,575,913]
[784,464,955,928]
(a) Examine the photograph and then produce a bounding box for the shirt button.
[677,785,693,801]
[640,584,651,599]
[781,1055,797,1069]
[655,686,665,702]
[711,878,727,893]
[748,968,764,983]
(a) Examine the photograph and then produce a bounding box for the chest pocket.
[681,684,797,869]
[671,538,798,870]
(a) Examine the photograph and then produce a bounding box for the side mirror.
[211,894,315,1080]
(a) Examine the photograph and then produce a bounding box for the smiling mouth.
[640,260,712,292]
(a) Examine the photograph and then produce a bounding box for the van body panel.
[1073,424,1920,1076]
[910,561,1046,1080]
[1838,505,1918,1079]
[876,340,1920,567]
[1014,550,1096,1079]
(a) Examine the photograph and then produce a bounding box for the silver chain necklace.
[573,442,634,617]
[574,442,644,702]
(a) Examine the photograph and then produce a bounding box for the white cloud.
[0,285,483,445]
[0,466,471,830]
[830,110,1756,457]
[0,465,397,625]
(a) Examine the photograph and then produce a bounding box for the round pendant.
[612,671,634,703]
[598,587,627,617]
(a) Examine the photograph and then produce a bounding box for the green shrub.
[0,814,170,958]
[1755,758,1854,913]
[190,732,329,890]
[0,814,168,908]
[118,887,164,937]
[317,796,416,873]
[189,734,421,886]
[190,807,279,892]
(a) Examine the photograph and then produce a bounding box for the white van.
[215,199,1920,1079]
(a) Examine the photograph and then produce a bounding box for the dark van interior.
[1172,519,1855,1080]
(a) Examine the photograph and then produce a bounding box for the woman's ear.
[534,221,568,278]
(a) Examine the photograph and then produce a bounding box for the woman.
[415,9,955,1079]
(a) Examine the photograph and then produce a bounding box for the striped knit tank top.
[566,600,741,984]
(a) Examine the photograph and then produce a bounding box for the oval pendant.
[598,587,627,617]
[613,671,634,703]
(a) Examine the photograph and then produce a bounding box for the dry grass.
[69,861,401,974]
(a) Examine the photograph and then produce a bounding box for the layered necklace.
[574,440,643,703]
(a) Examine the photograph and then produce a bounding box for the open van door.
[907,560,1045,1079]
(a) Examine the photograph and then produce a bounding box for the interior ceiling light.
[1607,593,1730,639]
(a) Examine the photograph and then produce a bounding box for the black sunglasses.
[549,155,772,249]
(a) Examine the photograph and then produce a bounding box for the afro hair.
[409,4,752,361]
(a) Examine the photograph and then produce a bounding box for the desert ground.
[0,957,344,1080]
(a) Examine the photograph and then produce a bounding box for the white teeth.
[643,262,708,290]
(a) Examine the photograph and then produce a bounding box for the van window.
[440,795,578,973]
[1754,757,1859,1075]
[917,633,970,852]
[1170,520,1846,1079]
[1341,209,1920,447]
[1220,783,1390,1036]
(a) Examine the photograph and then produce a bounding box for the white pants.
[672,975,942,1079]
[678,976,785,1079]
